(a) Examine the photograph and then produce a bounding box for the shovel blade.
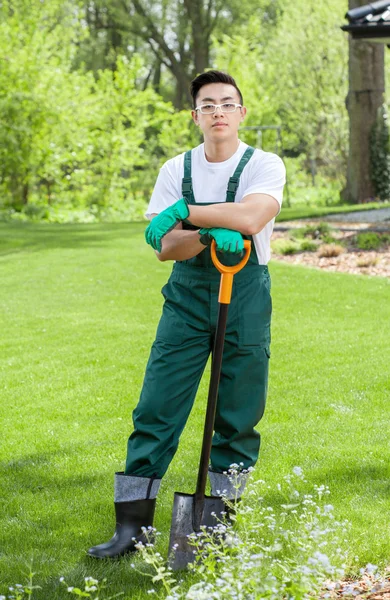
[168,492,225,571]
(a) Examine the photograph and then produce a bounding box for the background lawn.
[0,222,389,599]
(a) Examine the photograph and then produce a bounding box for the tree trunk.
[345,0,385,203]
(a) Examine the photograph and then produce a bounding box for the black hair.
[190,70,243,109]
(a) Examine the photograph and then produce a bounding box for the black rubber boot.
[87,497,156,559]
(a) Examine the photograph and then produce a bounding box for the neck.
[204,137,240,163]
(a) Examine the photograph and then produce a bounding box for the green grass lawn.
[0,222,389,599]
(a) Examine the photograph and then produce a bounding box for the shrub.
[304,223,332,239]
[356,232,382,251]
[321,233,338,244]
[318,244,345,258]
[357,256,379,268]
[272,238,301,255]
[290,227,307,239]
[289,223,332,241]
[300,239,318,252]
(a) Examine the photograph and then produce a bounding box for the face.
[191,82,246,141]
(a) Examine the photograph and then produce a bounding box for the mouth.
[212,123,228,128]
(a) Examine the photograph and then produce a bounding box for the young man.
[88,70,286,559]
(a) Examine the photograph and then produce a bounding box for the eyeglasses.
[195,103,242,114]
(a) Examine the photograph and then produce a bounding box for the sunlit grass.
[0,222,389,599]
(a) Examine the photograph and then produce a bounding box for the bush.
[357,256,379,268]
[303,223,332,239]
[356,232,382,251]
[318,244,345,258]
[381,233,390,246]
[300,239,318,252]
[321,233,338,244]
[271,238,301,255]
[291,223,333,241]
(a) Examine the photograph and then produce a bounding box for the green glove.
[199,227,244,254]
[145,198,190,252]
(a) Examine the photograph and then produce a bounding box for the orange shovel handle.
[210,240,251,304]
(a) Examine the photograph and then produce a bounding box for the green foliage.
[356,232,382,251]
[279,157,343,209]
[299,239,318,252]
[370,105,390,202]
[0,0,198,219]
[297,223,332,239]
[0,0,386,221]
[0,0,85,207]
[214,0,348,182]
[132,469,348,599]
[290,223,333,249]
[271,238,301,255]
[381,233,390,245]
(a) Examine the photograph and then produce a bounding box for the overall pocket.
[155,277,193,345]
[238,274,272,347]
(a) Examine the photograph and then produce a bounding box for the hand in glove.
[199,227,244,254]
[145,198,190,252]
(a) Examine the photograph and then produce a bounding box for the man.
[88,70,286,559]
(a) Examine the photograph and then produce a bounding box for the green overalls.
[125,147,272,478]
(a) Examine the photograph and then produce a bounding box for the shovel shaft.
[193,302,229,529]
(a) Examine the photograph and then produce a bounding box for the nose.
[214,105,224,117]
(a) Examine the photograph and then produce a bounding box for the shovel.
[168,239,252,571]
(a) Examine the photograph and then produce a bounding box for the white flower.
[364,563,378,575]
[292,466,303,477]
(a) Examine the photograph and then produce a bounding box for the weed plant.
[130,468,349,600]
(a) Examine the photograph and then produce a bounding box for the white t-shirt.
[146,140,286,264]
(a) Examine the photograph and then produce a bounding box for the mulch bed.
[271,223,390,278]
[319,567,390,598]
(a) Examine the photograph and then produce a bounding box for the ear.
[240,106,247,121]
[191,109,199,126]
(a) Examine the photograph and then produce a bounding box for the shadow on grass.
[0,222,145,256]
[0,448,107,500]
[0,446,165,599]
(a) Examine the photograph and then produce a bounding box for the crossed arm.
[154,193,279,261]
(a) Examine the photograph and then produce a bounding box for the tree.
[77,0,278,108]
[344,0,385,203]
[0,0,85,206]
[214,0,349,183]
[0,0,199,214]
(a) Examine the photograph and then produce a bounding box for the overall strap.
[181,150,196,204]
[226,146,255,203]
